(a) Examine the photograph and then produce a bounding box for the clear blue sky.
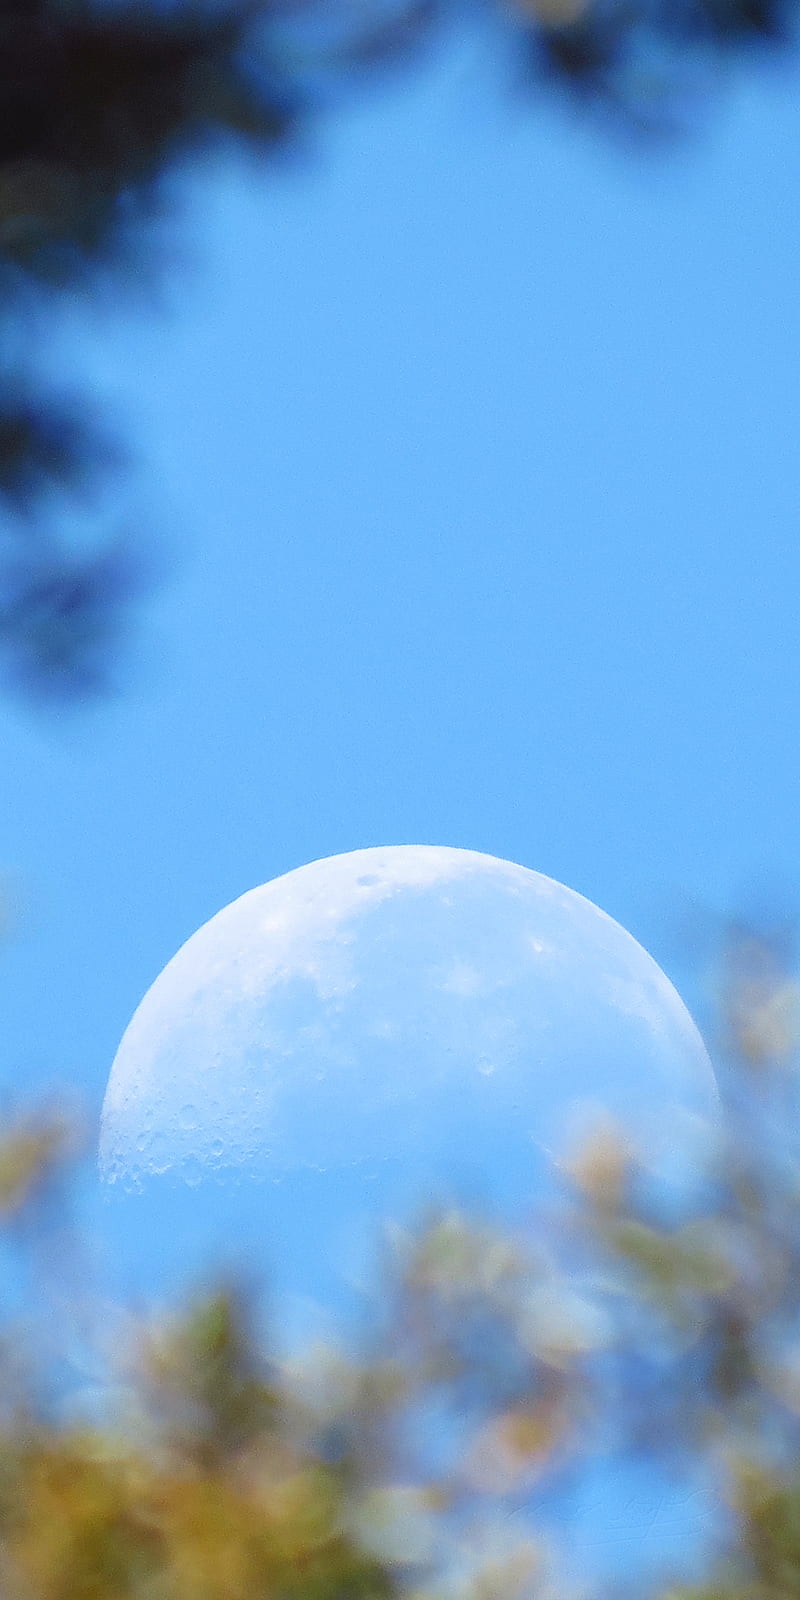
[1,29,799,1124]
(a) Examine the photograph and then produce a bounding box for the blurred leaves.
[0,0,794,701]
[0,1106,79,1220]
[0,0,299,290]
[7,941,800,1595]
[0,0,300,705]
[719,921,800,1071]
[0,386,125,514]
[0,535,150,701]
[139,1286,279,1470]
[0,369,147,700]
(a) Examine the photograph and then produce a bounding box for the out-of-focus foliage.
[0,1105,77,1218]
[2,924,800,1596]
[0,0,796,701]
[0,0,298,703]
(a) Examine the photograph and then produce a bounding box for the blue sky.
[1,28,799,1127]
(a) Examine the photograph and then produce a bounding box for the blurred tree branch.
[3,924,800,1594]
[0,0,796,701]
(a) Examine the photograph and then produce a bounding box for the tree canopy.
[1,924,800,1597]
[0,0,796,700]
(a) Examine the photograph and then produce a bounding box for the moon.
[100,846,715,1302]
[98,845,718,1586]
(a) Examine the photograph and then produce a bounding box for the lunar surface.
[101,845,714,1210]
[99,846,718,1588]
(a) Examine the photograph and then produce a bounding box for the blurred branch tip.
[0,534,157,704]
[0,1101,84,1220]
[0,384,127,515]
[720,919,800,1071]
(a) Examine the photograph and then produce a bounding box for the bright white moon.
[101,845,714,1216]
[99,846,718,1586]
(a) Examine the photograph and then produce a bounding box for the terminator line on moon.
[100,845,715,1236]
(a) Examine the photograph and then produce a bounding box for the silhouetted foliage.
[0,538,147,699]
[0,0,796,701]
[0,0,299,288]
